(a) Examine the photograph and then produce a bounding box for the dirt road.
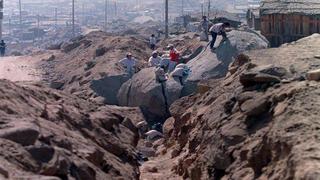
[0,55,46,82]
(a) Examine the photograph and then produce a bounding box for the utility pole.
[165,0,168,38]
[114,1,117,18]
[105,0,108,29]
[181,0,184,16]
[19,0,22,33]
[201,3,204,17]
[36,14,40,41]
[0,0,3,39]
[208,0,211,18]
[72,0,75,37]
[9,18,11,36]
[54,8,57,28]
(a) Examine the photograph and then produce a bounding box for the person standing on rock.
[119,53,136,77]
[148,51,162,67]
[149,34,157,50]
[209,22,231,50]
[200,16,209,41]
[0,40,6,57]
[168,44,180,72]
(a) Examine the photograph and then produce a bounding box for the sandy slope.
[0,55,46,82]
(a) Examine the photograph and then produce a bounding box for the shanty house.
[260,0,320,47]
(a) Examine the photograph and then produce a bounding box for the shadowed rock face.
[91,74,130,105]
[118,68,183,124]
[0,80,146,179]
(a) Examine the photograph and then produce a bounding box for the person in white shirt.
[149,34,157,50]
[148,51,162,67]
[209,22,231,50]
[119,53,136,77]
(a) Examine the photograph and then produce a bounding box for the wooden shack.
[260,0,320,47]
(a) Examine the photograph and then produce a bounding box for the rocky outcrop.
[118,68,183,123]
[0,80,146,179]
[143,35,320,179]
[183,30,269,96]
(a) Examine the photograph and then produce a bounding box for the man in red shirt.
[168,44,180,72]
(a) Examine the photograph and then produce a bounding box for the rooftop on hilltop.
[260,0,320,15]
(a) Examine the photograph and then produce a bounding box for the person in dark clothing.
[209,22,231,50]
[0,40,6,57]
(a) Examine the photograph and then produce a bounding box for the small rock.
[306,69,320,81]
[70,162,96,180]
[145,141,153,148]
[84,61,96,71]
[241,97,270,116]
[145,130,163,140]
[26,145,55,163]
[12,175,60,180]
[50,81,65,90]
[274,102,287,116]
[145,166,158,173]
[122,118,137,133]
[47,55,56,62]
[0,124,40,146]
[95,46,107,57]
[0,165,9,178]
[163,117,175,139]
[61,41,81,53]
[240,72,280,87]
[139,147,156,157]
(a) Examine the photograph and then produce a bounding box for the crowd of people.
[118,17,232,84]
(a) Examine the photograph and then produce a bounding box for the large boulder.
[183,30,269,96]
[118,68,183,122]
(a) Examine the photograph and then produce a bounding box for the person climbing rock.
[168,44,180,72]
[199,16,209,41]
[119,52,136,77]
[149,34,157,50]
[148,51,162,67]
[209,22,231,50]
[0,40,6,57]
[171,63,191,85]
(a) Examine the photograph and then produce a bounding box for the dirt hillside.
[40,31,152,104]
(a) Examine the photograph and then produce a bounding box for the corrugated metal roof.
[260,0,320,15]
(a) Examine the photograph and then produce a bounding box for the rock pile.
[0,80,146,179]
